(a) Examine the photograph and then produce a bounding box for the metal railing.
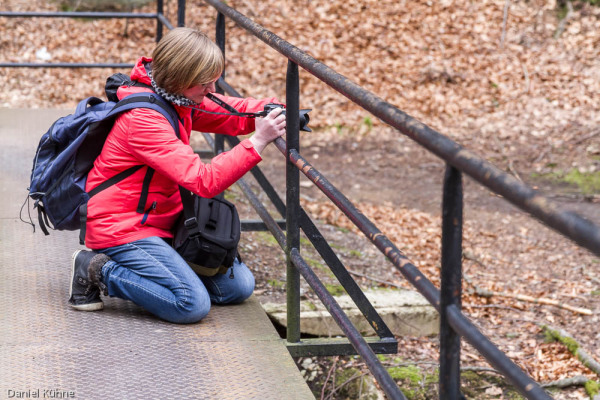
[203,1,600,399]
[0,0,186,68]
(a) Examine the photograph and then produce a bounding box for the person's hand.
[250,107,286,154]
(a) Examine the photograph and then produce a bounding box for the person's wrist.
[249,135,267,155]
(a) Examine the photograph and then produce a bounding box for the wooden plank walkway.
[0,108,314,400]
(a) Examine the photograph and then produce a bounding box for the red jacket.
[85,57,277,249]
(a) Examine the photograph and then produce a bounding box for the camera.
[263,103,312,132]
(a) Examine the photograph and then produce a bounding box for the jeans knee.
[168,287,211,324]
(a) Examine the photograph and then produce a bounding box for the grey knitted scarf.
[148,70,198,107]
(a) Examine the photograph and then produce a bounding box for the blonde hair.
[151,27,224,94]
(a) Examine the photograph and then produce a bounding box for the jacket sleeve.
[191,94,281,136]
[125,108,262,198]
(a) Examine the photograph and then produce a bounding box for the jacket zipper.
[141,201,157,225]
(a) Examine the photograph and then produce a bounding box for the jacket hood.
[130,56,153,86]
[116,57,154,101]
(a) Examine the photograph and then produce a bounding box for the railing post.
[177,0,185,27]
[214,11,226,156]
[216,12,226,81]
[286,60,301,343]
[440,165,463,399]
[156,0,164,42]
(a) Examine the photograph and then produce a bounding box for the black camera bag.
[173,187,240,277]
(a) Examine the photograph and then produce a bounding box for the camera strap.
[198,93,268,118]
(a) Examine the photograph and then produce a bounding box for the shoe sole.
[69,250,103,311]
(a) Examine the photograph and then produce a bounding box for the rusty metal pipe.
[203,0,600,257]
[275,140,550,398]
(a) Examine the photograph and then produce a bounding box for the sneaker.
[69,250,109,311]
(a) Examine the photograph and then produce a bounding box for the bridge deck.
[0,109,314,400]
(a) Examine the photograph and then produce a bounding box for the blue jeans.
[97,236,255,324]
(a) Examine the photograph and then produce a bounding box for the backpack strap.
[136,167,155,214]
[79,93,182,245]
[179,186,199,238]
[88,164,146,198]
[207,200,220,230]
[36,202,52,236]
[106,93,182,132]
[76,97,105,115]
[79,164,145,244]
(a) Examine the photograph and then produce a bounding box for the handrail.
[204,0,600,258]
[0,11,157,18]
[272,138,549,399]
[201,0,595,398]
[215,77,550,398]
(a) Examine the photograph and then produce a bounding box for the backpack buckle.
[184,217,200,236]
